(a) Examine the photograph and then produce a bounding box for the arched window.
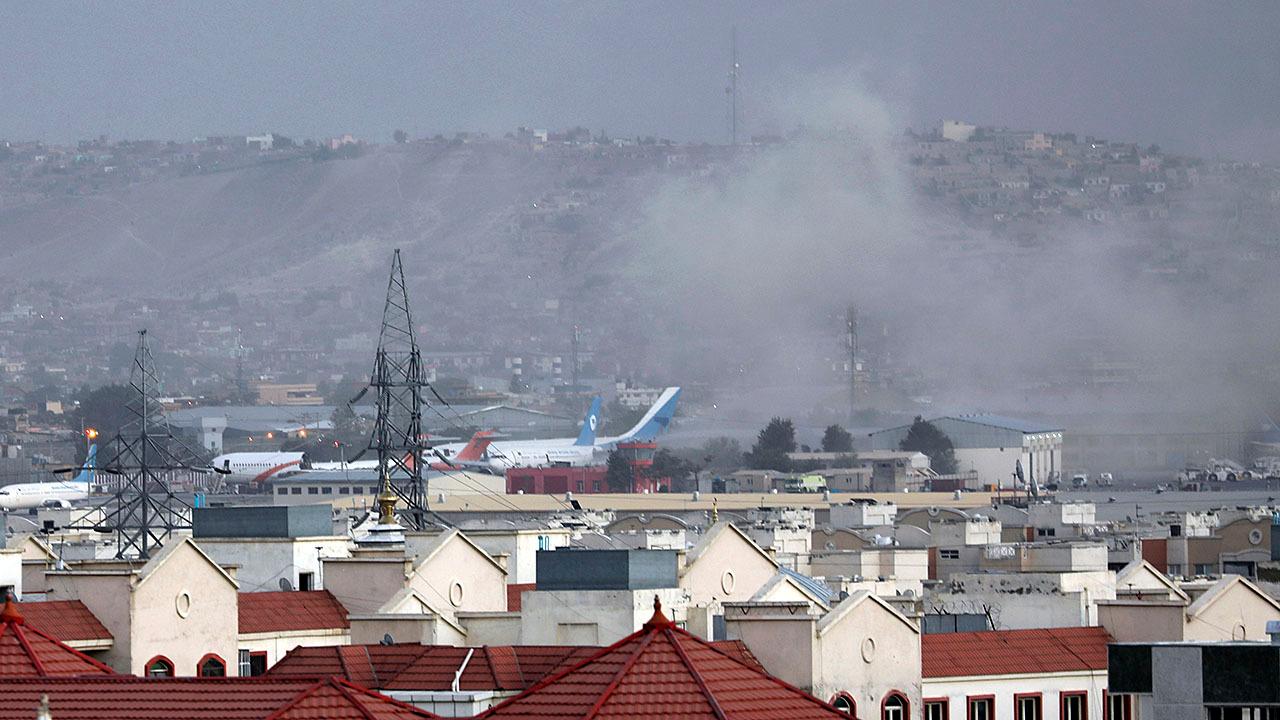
[198,654,227,677]
[882,692,909,720]
[145,656,174,677]
[830,692,857,715]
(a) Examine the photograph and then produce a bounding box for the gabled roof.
[0,599,115,677]
[0,676,438,720]
[19,600,113,645]
[370,588,468,637]
[1186,575,1280,618]
[751,570,832,610]
[268,644,430,687]
[477,598,848,719]
[945,414,1063,434]
[922,626,1111,679]
[138,535,239,590]
[1115,559,1189,602]
[684,521,777,571]
[411,528,507,576]
[817,590,919,637]
[238,591,350,635]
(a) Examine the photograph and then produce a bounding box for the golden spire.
[711,497,719,524]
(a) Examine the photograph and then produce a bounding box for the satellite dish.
[381,633,395,646]
[278,577,294,591]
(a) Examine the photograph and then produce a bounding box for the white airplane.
[438,388,681,473]
[0,445,96,511]
[209,451,305,484]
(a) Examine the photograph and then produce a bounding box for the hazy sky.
[3,1,1279,159]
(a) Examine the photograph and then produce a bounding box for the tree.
[602,400,646,436]
[899,416,958,475]
[604,449,633,493]
[747,417,796,472]
[700,436,743,472]
[68,384,135,462]
[821,424,853,453]
[393,129,408,144]
[648,449,695,490]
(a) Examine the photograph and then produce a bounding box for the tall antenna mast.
[570,324,581,396]
[727,25,740,146]
[366,250,431,529]
[78,330,207,559]
[846,305,859,424]
[234,327,249,403]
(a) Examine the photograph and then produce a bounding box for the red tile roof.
[0,600,115,678]
[270,640,764,693]
[477,598,848,719]
[17,600,113,644]
[238,591,350,635]
[0,677,439,720]
[506,583,535,612]
[922,626,1112,679]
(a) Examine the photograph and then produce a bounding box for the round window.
[449,581,465,607]
[720,569,736,594]
[861,637,877,662]
[175,591,192,618]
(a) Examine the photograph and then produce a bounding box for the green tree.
[393,129,408,144]
[648,449,694,487]
[821,424,853,453]
[899,416,958,475]
[604,449,633,492]
[747,417,796,472]
[699,436,743,472]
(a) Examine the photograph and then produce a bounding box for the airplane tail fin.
[456,431,496,461]
[573,397,603,446]
[617,388,681,442]
[74,444,97,483]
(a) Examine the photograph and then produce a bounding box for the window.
[1016,693,1042,720]
[1037,527,1057,537]
[968,696,994,720]
[307,487,319,495]
[1061,692,1087,720]
[940,548,960,559]
[237,650,268,677]
[830,692,856,715]
[925,699,949,720]
[339,486,350,495]
[146,656,174,677]
[277,488,288,495]
[298,572,314,591]
[882,692,908,720]
[1106,693,1132,720]
[1167,563,1182,576]
[1194,563,1216,576]
[197,654,226,677]
[290,487,302,495]
[321,486,332,495]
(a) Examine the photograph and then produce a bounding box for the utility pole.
[77,330,208,559]
[365,250,431,530]
[727,26,740,146]
[570,324,581,397]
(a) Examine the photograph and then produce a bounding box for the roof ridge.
[9,621,48,676]
[18,622,116,675]
[582,630,658,720]
[664,627,727,720]
[328,676,381,720]
[331,677,437,718]
[263,678,329,720]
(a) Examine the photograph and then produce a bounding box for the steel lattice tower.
[80,330,207,559]
[367,250,430,529]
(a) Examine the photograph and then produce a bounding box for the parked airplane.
[209,451,306,484]
[0,444,96,511]
[310,430,497,473]
[439,389,681,472]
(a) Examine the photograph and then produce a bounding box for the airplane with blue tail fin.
[0,444,95,511]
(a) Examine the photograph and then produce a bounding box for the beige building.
[45,536,240,676]
[1099,565,1280,643]
[678,522,778,637]
[725,591,922,715]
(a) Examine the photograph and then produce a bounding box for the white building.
[869,415,1064,488]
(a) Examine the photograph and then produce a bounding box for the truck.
[1071,472,1089,489]
[784,474,828,493]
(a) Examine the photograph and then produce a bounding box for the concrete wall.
[0,549,21,598]
[349,615,466,646]
[238,628,349,669]
[931,571,1115,629]
[129,541,240,677]
[1097,601,1186,642]
[46,572,133,671]
[323,556,410,614]
[519,587,688,646]
[465,529,571,585]
[923,671,1106,720]
[1184,585,1280,641]
[411,536,507,613]
[457,612,522,645]
[199,536,350,593]
[679,530,776,608]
